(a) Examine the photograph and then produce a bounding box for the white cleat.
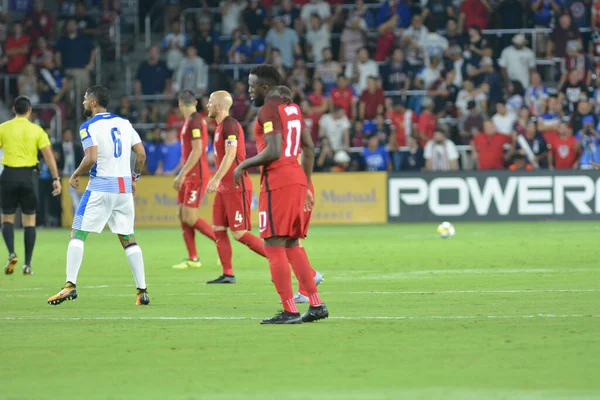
[293,292,309,304]
[314,271,324,286]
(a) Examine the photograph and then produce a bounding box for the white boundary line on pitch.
[2,314,599,321]
[2,288,600,297]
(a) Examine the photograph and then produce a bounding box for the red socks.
[297,247,317,297]
[181,223,198,260]
[286,245,322,307]
[264,246,297,313]
[215,230,233,276]
[238,232,266,257]
[194,218,216,242]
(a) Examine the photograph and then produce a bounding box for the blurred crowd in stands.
[2,0,600,175]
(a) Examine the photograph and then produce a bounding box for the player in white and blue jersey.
[48,85,150,306]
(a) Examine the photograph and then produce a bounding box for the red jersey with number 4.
[214,116,251,193]
[255,98,307,192]
[180,112,210,183]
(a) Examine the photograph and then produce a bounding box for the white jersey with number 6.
[73,112,142,235]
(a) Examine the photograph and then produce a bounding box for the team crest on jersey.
[558,145,570,159]
[215,131,220,142]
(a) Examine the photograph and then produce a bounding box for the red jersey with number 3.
[180,112,210,183]
[255,98,307,192]
[214,116,251,193]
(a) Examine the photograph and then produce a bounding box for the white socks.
[66,239,84,284]
[125,245,146,289]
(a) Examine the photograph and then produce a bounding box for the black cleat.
[260,310,302,325]
[302,304,329,323]
[4,253,17,275]
[206,274,236,284]
[136,288,150,306]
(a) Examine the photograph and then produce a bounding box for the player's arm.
[207,134,238,193]
[175,137,203,190]
[300,127,315,184]
[237,111,283,172]
[132,142,146,179]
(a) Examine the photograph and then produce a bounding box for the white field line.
[2,314,598,322]
[2,288,600,297]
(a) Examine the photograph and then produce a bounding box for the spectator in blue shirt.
[576,116,600,169]
[157,128,182,175]
[144,127,163,175]
[135,45,172,97]
[376,0,412,30]
[55,18,96,92]
[250,31,268,63]
[362,135,392,171]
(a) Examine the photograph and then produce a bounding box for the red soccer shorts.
[213,191,252,231]
[178,180,208,208]
[259,184,308,239]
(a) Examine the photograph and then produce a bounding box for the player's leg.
[181,180,216,242]
[20,182,39,275]
[294,241,324,304]
[47,229,86,305]
[109,193,149,306]
[117,234,149,306]
[1,182,19,274]
[48,191,107,305]
[173,201,201,269]
[259,189,301,324]
[231,190,266,258]
[208,192,235,283]
[285,238,328,322]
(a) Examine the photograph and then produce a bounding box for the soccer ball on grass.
[437,222,455,239]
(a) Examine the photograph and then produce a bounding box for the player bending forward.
[204,91,267,283]
[48,85,149,306]
[172,90,217,269]
[276,85,324,304]
[234,65,328,324]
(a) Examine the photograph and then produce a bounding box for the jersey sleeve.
[222,117,240,138]
[36,126,51,150]
[79,123,96,150]
[258,103,283,137]
[189,114,206,140]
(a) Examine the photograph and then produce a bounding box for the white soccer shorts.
[72,190,135,235]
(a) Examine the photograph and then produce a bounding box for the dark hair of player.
[13,96,32,115]
[277,85,292,99]
[86,85,111,108]
[178,90,197,106]
[249,65,283,87]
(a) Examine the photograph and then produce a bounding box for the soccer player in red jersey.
[204,90,267,283]
[276,86,324,304]
[234,65,328,324]
[171,90,217,270]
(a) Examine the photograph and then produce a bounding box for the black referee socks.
[24,227,36,266]
[1,222,15,255]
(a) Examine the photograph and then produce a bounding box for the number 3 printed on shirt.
[111,127,122,158]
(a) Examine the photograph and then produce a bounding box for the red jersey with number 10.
[254,98,307,192]
[180,112,210,183]
[213,116,251,193]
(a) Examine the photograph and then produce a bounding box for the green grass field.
[1,222,599,400]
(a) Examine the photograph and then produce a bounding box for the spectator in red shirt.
[23,0,54,41]
[329,74,356,119]
[300,98,321,143]
[359,76,385,121]
[5,21,31,74]
[471,120,512,170]
[165,101,186,129]
[548,122,580,169]
[459,0,491,32]
[417,97,437,143]
[307,79,329,114]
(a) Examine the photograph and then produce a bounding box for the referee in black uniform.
[0,96,62,275]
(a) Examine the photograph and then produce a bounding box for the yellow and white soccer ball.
[437,222,455,239]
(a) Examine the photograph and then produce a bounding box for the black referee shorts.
[0,167,38,215]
